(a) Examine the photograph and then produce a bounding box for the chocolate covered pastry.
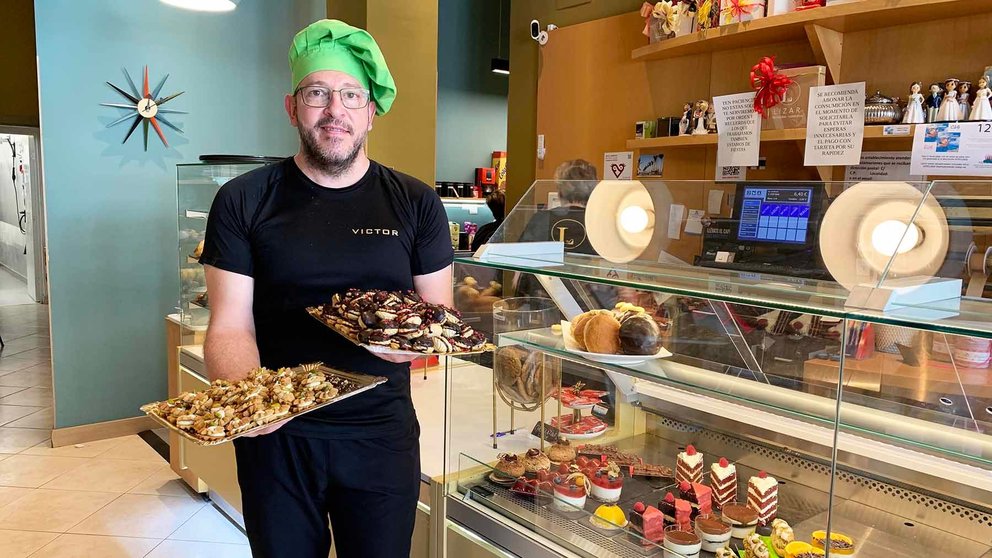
[310,289,488,353]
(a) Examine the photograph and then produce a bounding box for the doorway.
[0,126,47,306]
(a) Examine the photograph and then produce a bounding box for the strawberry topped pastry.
[628,501,665,547]
[587,461,624,503]
[747,471,779,526]
[659,491,693,531]
[678,480,713,518]
[551,464,588,511]
[510,476,552,502]
[676,444,704,485]
[710,457,737,511]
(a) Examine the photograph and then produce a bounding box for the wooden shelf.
[627,124,915,150]
[631,0,991,61]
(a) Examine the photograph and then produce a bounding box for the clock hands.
[155,91,185,107]
[102,66,186,151]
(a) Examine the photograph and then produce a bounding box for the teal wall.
[35,0,323,428]
[436,0,509,184]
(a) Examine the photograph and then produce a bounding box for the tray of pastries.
[307,289,494,356]
[562,303,673,365]
[141,364,386,445]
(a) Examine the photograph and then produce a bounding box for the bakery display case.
[443,179,992,558]
[176,161,270,330]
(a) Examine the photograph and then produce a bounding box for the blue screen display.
[737,187,813,244]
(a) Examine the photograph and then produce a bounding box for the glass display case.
[176,161,272,329]
[443,179,992,558]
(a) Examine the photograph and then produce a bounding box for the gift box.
[719,0,766,25]
[766,0,796,16]
[635,120,657,139]
[695,0,721,32]
[674,1,697,37]
[760,65,826,131]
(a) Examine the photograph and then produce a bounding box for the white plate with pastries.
[560,321,672,365]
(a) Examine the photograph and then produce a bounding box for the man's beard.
[298,117,367,177]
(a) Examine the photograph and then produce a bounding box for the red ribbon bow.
[750,56,793,117]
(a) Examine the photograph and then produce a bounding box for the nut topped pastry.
[149,364,359,442]
[546,437,577,464]
[494,453,526,479]
[521,448,551,473]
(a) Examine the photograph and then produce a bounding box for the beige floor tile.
[145,540,252,558]
[0,387,52,407]
[168,505,247,545]
[0,405,44,427]
[0,386,27,397]
[30,533,161,558]
[0,529,59,558]
[21,436,128,458]
[0,357,41,374]
[0,488,117,532]
[68,493,205,539]
[128,465,194,498]
[0,372,48,389]
[4,407,52,429]
[0,486,31,509]
[42,458,164,493]
[0,454,88,488]
[0,369,50,388]
[0,427,49,453]
[96,436,167,463]
[0,453,12,462]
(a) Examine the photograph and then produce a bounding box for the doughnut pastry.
[583,314,622,354]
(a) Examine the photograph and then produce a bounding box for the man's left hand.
[374,352,422,363]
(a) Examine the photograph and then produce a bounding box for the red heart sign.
[610,163,625,178]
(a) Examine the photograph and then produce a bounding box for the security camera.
[530,19,552,46]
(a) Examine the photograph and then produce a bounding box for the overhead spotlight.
[160,0,240,12]
[490,58,509,75]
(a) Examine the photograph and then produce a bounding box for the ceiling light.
[160,0,240,12]
[491,58,509,75]
[619,205,651,234]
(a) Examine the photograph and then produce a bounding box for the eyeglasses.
[294,85,371,109]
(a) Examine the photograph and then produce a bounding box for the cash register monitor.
[734,185,816,246]
[697,183,829,279]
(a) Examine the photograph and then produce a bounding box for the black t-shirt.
[199,157,454,439]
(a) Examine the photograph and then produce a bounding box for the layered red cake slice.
[676,444,703,485]
[659,492,693,531]
[678,481,713,517]
[628,502,665,547]
[710,457,737,511]
[746,471,779,525]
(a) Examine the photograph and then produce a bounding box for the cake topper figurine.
[935,78,960,122]
[970,76,992,121]
[902,81,925,124]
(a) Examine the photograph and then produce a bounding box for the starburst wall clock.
[101,66,187,151]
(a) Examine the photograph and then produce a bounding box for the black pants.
[233,423,420,558]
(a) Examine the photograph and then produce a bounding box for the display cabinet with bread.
[443,179,992,558]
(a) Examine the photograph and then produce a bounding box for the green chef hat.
[288,19,396,115]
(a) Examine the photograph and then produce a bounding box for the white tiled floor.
[0,268,35,307]
[0,304,252,557]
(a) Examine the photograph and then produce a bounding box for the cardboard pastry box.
[761,65,827,131]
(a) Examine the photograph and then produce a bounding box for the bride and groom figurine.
[904,76,992,123]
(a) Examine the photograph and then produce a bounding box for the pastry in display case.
[443,178,992,558]
[176,159,278,330]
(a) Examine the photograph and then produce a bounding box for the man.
[198,19,453,558]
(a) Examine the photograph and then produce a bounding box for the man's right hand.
[242,418,291,437]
